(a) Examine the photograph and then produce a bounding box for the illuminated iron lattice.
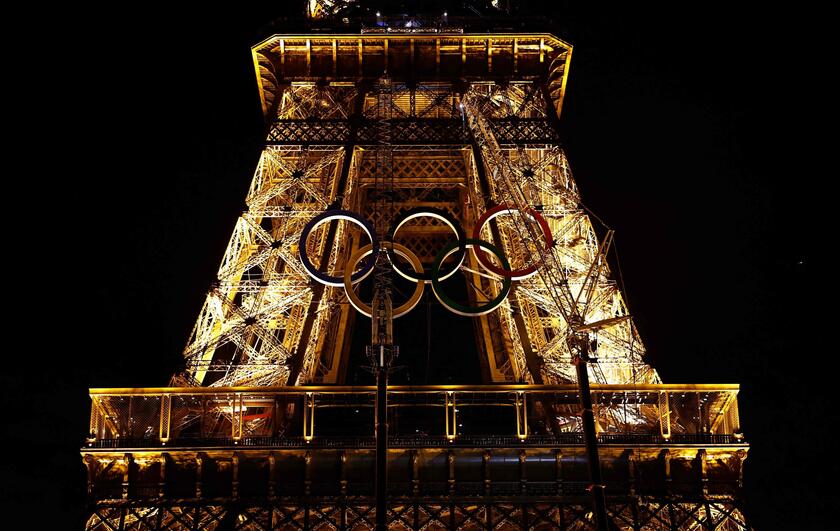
[82,21,750,531]
[174,76,658,388]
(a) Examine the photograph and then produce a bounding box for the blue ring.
[299,209,378,287]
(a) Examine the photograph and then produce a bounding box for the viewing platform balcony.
[82,384,747,509]
[85,384,744,451]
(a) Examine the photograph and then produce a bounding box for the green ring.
[431,238,512,317]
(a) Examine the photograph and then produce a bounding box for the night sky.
[6,2,827,528]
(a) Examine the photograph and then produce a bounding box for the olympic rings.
[299,209,377,287]
[297,206,553,318]
[387,207,466,283]
[431,239,512,317]
[472,204,553,280]
[344,243,425,318]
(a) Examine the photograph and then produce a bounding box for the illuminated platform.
[83,384,747,529]
[251,33,573,118]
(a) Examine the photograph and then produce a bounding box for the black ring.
[386,207,467,283]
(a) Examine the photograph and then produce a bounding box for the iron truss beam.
[84,499,749,530]
[267,118,557,145]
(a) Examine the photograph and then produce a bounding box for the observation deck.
[83,384,747,504]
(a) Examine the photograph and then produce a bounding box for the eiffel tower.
[82,3,750,529]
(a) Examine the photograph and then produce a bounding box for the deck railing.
[86,384,743,448]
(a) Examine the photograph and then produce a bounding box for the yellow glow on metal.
[171,74,675,389]
[303,392,315,442]
[90,383,741,395]
[515,391,528,440]
[84,384,745,457]
[250,32,573,117]
[445,391,457,441]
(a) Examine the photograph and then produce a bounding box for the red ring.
[472,204,553,280]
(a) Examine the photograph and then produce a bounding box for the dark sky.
[6,2,828,528]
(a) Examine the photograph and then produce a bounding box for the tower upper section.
[251,32,572,119]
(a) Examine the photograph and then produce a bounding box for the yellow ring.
[344,243,425,318]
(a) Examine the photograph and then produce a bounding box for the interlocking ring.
[344,243,425,318]
[472,204,554,280]
[299,209,377,287]
[387,207,467,283]
[298,207,553,318]
[430,238,512,317]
